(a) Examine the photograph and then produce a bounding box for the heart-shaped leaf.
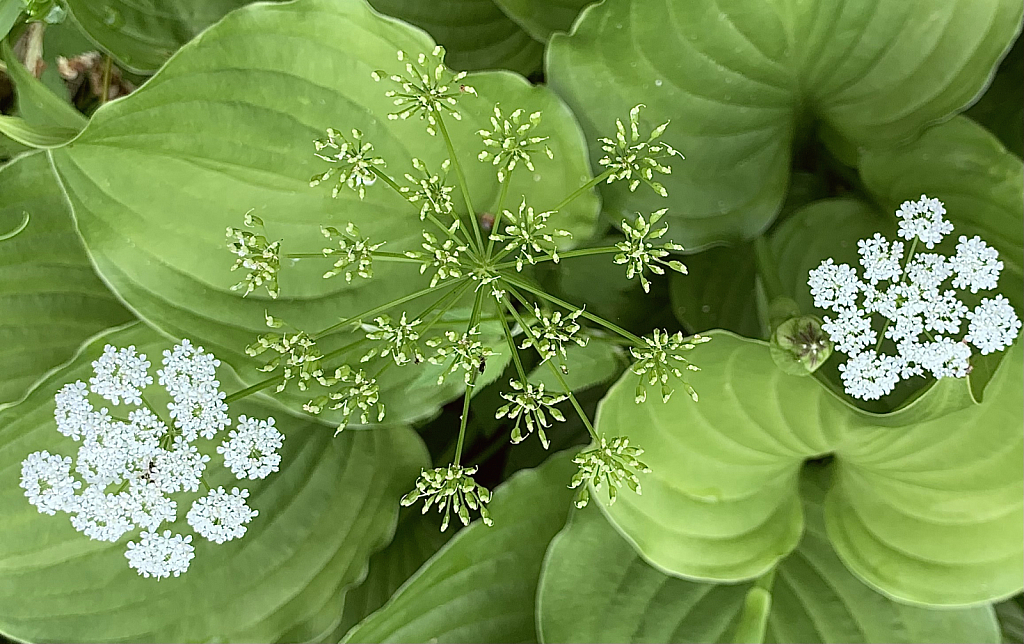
[0,322,428,642]
[669,242,763,338]
[592,331,1022,605]
[0,152,133,406]
[547,0,1022,248]
[342,449,577,643]
[47,0,598,427]
[538,474,1001,643]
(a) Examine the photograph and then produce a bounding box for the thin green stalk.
[224,337,367,404]
[453,288,488,465]
[285,251,421,265]
[874,237,919,352]
[313,278,468,339]
[100,55,113,105]
[368,166,477,255]
[436,115,485,251]
[485,176,511,257]
[551,170,613,213]
[501,275,645,345]
[499,297,600,441]
[492,245,619,271]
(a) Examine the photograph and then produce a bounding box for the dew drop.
[654,79,663,87]
[701,304,711,313]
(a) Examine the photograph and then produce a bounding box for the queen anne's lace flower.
[321,223,385,282]
[217,416,284,480]
[310,128,385,199]
[361,313,425,366]
[495,380,568,448]
[629,330,709,403]
[406,228,467,286]
[808,195,1020,400]
[950,235,1003,293]
[401,158,454,219]
[427,327,496,384]
[22,339,282,579]
[896,194,953,249]
[614,209,686,294]
[491,200,571,271]
[90,345,152,406]
[20,451,81,515]
[187,487,258,544]
[476,105,553,183]
[125,530,195,579]
[965,296,1022,355]
[520,306,587,363]
[598,104,682,196]
[372,46,476,136]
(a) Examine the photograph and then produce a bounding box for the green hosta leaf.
[342,450,577,643]
[0,0,21,40]
[333,512,451,639]
[62,0,260,73]
[593,331,1023,605]
[966,37,1023,159]
[368,0,543,76]
[0,322,427,643]
[669,243,764,338]
[0,153,132,406]
[528,336,626,394]
[538,477,1000,643]
[547,0,1022,248]
[859,116,1024,312]
[491,0,591,42]
[47,0,597,427]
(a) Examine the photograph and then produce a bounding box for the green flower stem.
[137,392,165,425]
[485,175,511,257]
[284,251,421,265]
[435,114,486,252]
[499,297,600,441]
[368,165,478,256]
[495,297,530,383]
[491,245,619,271]
[753,236,785,303]
[501,274,645,346]
[418,280,474,333]
[453,287,488,465]
[313,277,469,339]
[551,169,613,214]
[0,211,29,241]
[732,568,775,643]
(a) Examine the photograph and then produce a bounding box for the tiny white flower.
[949,235,1003,293]
[883,309,924,344]
[167,389,231,442]
[217,415,284,480]
[54,381,93,440]
[905,252,952,291]
[125,530,195,579]
[158,339,221,398]
[896,195,953,249]
[187,486,258,544]
[918,336,972,379]
[20,451,81,515]
[857,233,903,283]
[821,309,876,356]
[70,485,134,542]
[121,481,177,532]
[921,289,968,335]
[152,437,210,494]
[808,259,862,310]
[965,296,1021,355]
[838,350,903,400]
[89,344,153,406]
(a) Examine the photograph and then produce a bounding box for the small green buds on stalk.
[373,46,476,136]
[226,211,281,298]
[630,330,710,403]
[570,436,651,508]
[477,105,553,183]
[615,209,687,293]
[311,128,385,199]
[598,104,682,196]
[401,465,492,531]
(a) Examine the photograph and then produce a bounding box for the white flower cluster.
[19,341,284,579]
[808,195,1021,400]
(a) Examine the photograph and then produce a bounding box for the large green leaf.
[592,331,1023,605]
[368,0,544,76]
[491,0,591,42]
[547,0,1022,248]
[342,450,577,643]
[47,0,598,427]
[0,152,132,406]
[997,598,1024,644]
[538,477,1000,643]
[859,116,1024,312]
[0,322,427,642]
